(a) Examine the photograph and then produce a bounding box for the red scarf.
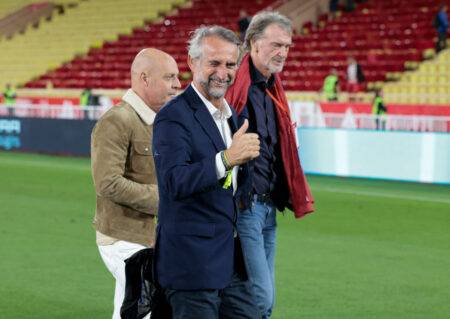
[225,54,314,218]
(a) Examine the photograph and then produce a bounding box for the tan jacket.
[91,89,158,247]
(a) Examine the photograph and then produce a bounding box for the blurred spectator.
[346,57,365,100]
[3,83,17,106]
[345,0,355,12]
[329,0,339,21]
[323,68,339,101]
[3,83,17,116]
[80,88,92,107]
[372,89,387,130]
[434,4,449,53]
[238,9,251,42]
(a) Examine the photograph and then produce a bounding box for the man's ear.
[187,55,196,73]
[141,72,151,87]
[251,39,258,53]
[140,72,147,86]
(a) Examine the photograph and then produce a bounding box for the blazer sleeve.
[153,108,218,201]
[91,110,158,214]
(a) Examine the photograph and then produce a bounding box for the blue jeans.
[237,199,277,319]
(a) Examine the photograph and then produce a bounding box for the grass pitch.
[0,151,449,319]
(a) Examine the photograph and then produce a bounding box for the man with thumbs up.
[153,26,261,319]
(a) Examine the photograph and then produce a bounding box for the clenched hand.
[225,119,260,166]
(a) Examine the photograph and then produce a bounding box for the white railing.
[2,103,450,133]
[0,104,108,120]
[296,112,450,132]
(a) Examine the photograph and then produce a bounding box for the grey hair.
[188,25,240,59]
[244,11,292,51]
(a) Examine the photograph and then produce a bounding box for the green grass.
[0,151,449,318]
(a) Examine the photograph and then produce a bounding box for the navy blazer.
[152,85,246,290]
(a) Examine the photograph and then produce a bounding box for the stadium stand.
[282,0,442,92]
[0,0,183,90]
[21,0,447,100]
[24,0,277,90]
[0,0,448,134]
[383,50,450,105]
[0,0,445,108]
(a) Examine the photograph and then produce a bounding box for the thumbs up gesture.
[225,119,260,166]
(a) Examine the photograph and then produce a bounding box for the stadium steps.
[0,0,78,20]
[0,2,56,40]
[0,0,183,90]
[383,50,450,105]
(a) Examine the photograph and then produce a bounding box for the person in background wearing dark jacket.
[435,4,449,53]
[238,9,251,42]
[225,11,315,319]
[329,0,339,21]
[346,56,365,101]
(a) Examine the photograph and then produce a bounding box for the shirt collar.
[191,83,232,120]
[122,89,156,125]
[249,57,275,89]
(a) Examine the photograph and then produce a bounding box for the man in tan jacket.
[91,48,180,319]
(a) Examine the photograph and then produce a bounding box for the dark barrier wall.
[0,117,96,156]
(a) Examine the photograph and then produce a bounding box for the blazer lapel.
[227,110,238,136]
[184,85,226,152]
[194,108,226,151]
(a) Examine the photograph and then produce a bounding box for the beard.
[200,74,232,99]
[267,57,286,74]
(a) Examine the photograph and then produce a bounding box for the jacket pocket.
[131,140,153,173]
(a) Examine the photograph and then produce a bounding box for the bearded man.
[152,26,261,319]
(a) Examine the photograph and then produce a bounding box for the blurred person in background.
[323,68,340,101]
[80,88,92,107]
[80,88,94,119]
[238,9,252,42]
[3,83,17,116]
[346,56,365,101]
[434,4,448,53]
[226,11,314,319]
[372,89,387,130]
[329,0,339,21]
[91,48,180,319]
[345,0,355,12]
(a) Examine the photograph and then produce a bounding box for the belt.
[252,193,272,204]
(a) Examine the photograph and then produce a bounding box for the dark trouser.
[437,31,448,52]
[375,118,386,130]
[165,272,261,319]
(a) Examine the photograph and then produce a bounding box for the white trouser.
[98,240,150,319]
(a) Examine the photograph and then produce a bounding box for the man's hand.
[225,119,260,166]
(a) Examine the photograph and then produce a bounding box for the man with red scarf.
[225,11,315,318]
